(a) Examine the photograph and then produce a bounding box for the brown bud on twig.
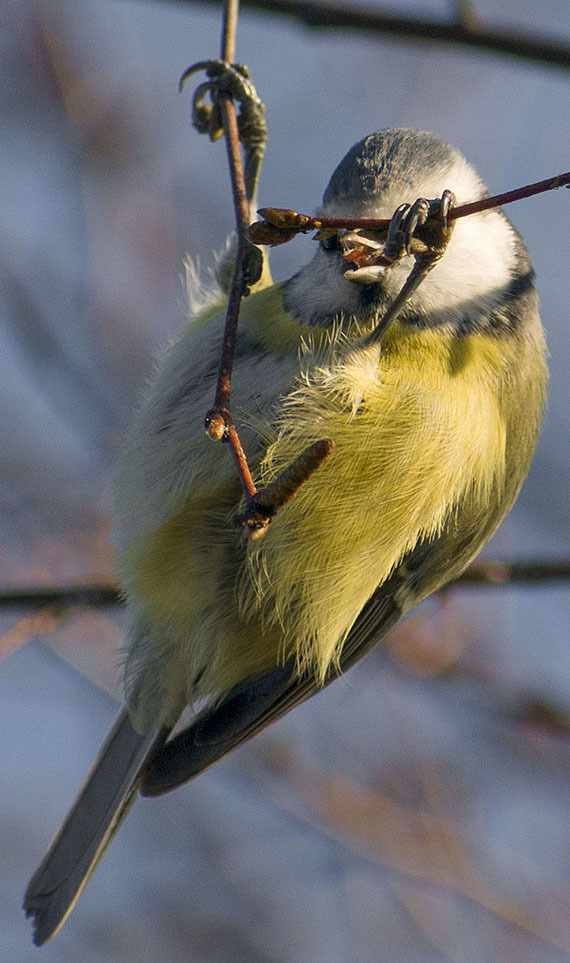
[204,408,229,441]
[237,438,335,539]
[248,220,300,246]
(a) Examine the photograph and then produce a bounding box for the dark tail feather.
[24,710,168,946]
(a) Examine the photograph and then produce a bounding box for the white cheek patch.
[285,251,363,323]
[315,152,518,325]
[414,209,516,318]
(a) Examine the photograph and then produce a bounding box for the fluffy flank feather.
[240,320,512,682]
[183,256,226,319]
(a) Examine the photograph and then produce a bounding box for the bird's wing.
[140,477,504,798]
[139,572,406,797]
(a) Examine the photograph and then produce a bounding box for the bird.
[24,128,547,945]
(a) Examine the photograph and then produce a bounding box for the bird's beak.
[340,230,393,284]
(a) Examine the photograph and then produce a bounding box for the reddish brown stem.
[236,439,336,539]
[220,0,238,61]
[220,102,252,242]
[203,0,254,503]
[212,226,247,415]
[207,0,251,421]
[226,424,258,500]
[251,170,570,246]
[254,439,335,512]
[452,170,570,218]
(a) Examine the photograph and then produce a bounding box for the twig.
[0,561,567,610]
[249,170,570,247]
[237,439,335,539]
[156,0,570,72]
[190,0,268,511]
[220,0,238,61]
[184,0,335,536]
[226,422,258,500]
[453,559,570,586]
[0,585,120,610]
[253,169,568,347]
[453,170,570,217]
[204,0,254,431]
[451,0,480,32]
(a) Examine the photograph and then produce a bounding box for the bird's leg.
[410,189,456,266]
[180,60,267,220]
[180,60,266,292]
[367,189,457,343]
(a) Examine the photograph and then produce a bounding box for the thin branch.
[220,0,238,61]
[453,559,570,586]
[237,438,335,539]
[453,170,570,218]
[226,422,258,500]
[206,2,253,424]
[187,3,267,509]
[0,561,567,611]
[250,169,570,248]
[182,3,335,536]
[0,585,120,610]
[450,0,481,32]
[153,0,570,72]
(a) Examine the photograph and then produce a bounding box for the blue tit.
[25,129,547,944]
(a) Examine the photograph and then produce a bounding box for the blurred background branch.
[150,0,570,70]
[1,558,569,612]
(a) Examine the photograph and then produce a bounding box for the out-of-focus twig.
[0,584,120,610]
[453,559,570,585]
[256,745,570,954]
[451,0,480,31]
[154,0,570,72]
[0,560,567,611]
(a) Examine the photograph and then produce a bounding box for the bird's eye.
[320,233,340,252]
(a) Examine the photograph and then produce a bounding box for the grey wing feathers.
[23,710,168,946]
[141,583,404,797]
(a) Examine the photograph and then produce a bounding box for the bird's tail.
[23,709,168,946]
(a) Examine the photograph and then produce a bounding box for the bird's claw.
[384,189,456,267]
[180,61,267,187]
[363,189,457,344]
[384,198,431,262]
[418,188,456,264]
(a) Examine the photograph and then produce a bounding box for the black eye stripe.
[320,234,340,252]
